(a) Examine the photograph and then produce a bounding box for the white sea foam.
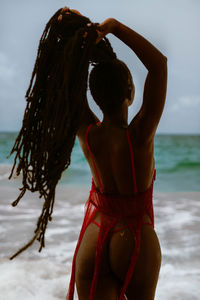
[0,258,72,300]
[156,263,200,300]
[0,186,200,299]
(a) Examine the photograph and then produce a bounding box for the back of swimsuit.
[68,123,156,300]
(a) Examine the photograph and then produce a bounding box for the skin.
[67,13,167,300]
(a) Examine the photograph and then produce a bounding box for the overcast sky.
[0,0,200,133]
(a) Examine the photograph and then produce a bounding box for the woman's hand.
[61,7,82,15]
[96,18,117,43]
[58,7,82,21]
[58,9,117,45]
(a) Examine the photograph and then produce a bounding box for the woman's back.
[82,121,155,195]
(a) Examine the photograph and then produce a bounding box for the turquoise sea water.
[0,132,200,192]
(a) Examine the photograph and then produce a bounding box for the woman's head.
[89,59,134,115]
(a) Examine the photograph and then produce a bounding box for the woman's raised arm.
[98,18,167,70]
[98,18,168,142]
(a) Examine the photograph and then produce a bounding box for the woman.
[8,7,167,300]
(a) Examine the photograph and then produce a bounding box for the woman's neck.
[102,100,129,129]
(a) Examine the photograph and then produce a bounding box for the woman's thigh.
[75,222,121,300]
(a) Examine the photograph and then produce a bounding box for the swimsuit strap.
[86,124,104,192]
[126,128,138,194]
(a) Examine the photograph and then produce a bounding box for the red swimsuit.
[68,124,156,300]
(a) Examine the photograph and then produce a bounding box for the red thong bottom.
[67,186,155,300]
[67,183,155,300]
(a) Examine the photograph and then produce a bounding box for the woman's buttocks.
[109,221,162,284]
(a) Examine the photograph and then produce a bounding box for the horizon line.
[0,130,199,136]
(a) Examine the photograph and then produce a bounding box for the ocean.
[0,132,200,299]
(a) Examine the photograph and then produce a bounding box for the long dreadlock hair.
[8,8,117,260]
